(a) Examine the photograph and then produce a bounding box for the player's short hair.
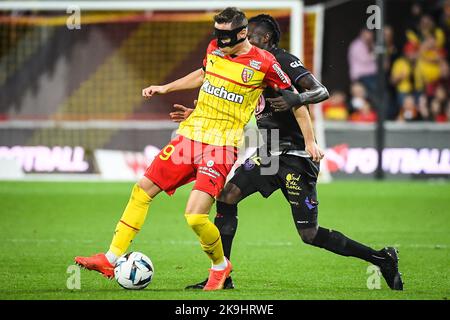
[248,14,281,46]
[214,7,248,28]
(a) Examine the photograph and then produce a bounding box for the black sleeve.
[277,51,310,90]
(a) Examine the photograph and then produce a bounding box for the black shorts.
[229,153,320,230]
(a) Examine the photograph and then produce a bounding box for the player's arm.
[142,68,204,98]
[267,73,329,111]
[292,105,324,162]
[263,59,292,90]
[296,74,329,105]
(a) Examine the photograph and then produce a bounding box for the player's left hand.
[142,85,168,99]
[306,142,324,162]
[267,85,303,112]
[169,103,194,122]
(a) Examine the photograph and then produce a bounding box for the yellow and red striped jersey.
[177,39,291,147]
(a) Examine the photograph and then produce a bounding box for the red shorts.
[145,135,237,197]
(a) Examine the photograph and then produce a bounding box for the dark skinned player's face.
[247,23,271,50]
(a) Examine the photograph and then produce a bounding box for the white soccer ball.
[114,252,154,290]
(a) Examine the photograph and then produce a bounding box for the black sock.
[214,201,238,260]
[312,227,386,266]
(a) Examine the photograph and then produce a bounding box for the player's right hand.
[142,85,168,99]
[169,103,194,122]
[306,142,324,163]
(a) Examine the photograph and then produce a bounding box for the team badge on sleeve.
[241,68,254,83]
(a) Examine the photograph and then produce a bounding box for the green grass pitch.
[0,180,449,300]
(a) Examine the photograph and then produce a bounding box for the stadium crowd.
[322,0,450,123]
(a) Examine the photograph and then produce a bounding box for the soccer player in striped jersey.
[173,14,403,291]
[74,7,292,291]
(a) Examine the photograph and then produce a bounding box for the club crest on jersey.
[241,68,254,83]
[249,60,262,70]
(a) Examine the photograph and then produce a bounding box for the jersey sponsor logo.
[290,60,304,68]
[211,49,224,57]
[199,165,220,178]
[241,68,254,83]
[249,155,262,166]
[255,111,273,121]
[249,59,262,70]
[243,158,256,170]
[286,173,300,182]
[272,64,289,84]
[285,173,302,191]
[305,196,319,210]
[200,80,244,104]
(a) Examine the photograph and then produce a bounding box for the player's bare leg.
[184,189,232,291]
[138,176,164,198]
[75,177,162,278]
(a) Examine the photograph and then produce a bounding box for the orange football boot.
[203,258,233,291]
[75,253,115,279]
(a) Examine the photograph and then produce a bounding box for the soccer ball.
[114,252,154,290]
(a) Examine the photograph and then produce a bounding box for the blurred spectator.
[349,82,370,112]
[397,95,420,122]
[391,42,419,108]
[408,15,447,95]
[348,29,377,100]
[418,94,431,120]
[430,85,449,122]
[322,91,348,121]
[416,36,446,95]
[440,0,450,54]
[333,1,450,124]
[407,14,446,49]
[349,99,377,123]
[348,82,377,123]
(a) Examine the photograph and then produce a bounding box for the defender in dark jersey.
[172,15,403,291]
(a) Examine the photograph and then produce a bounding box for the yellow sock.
[185,213,225,265]
[109,184,152,257]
